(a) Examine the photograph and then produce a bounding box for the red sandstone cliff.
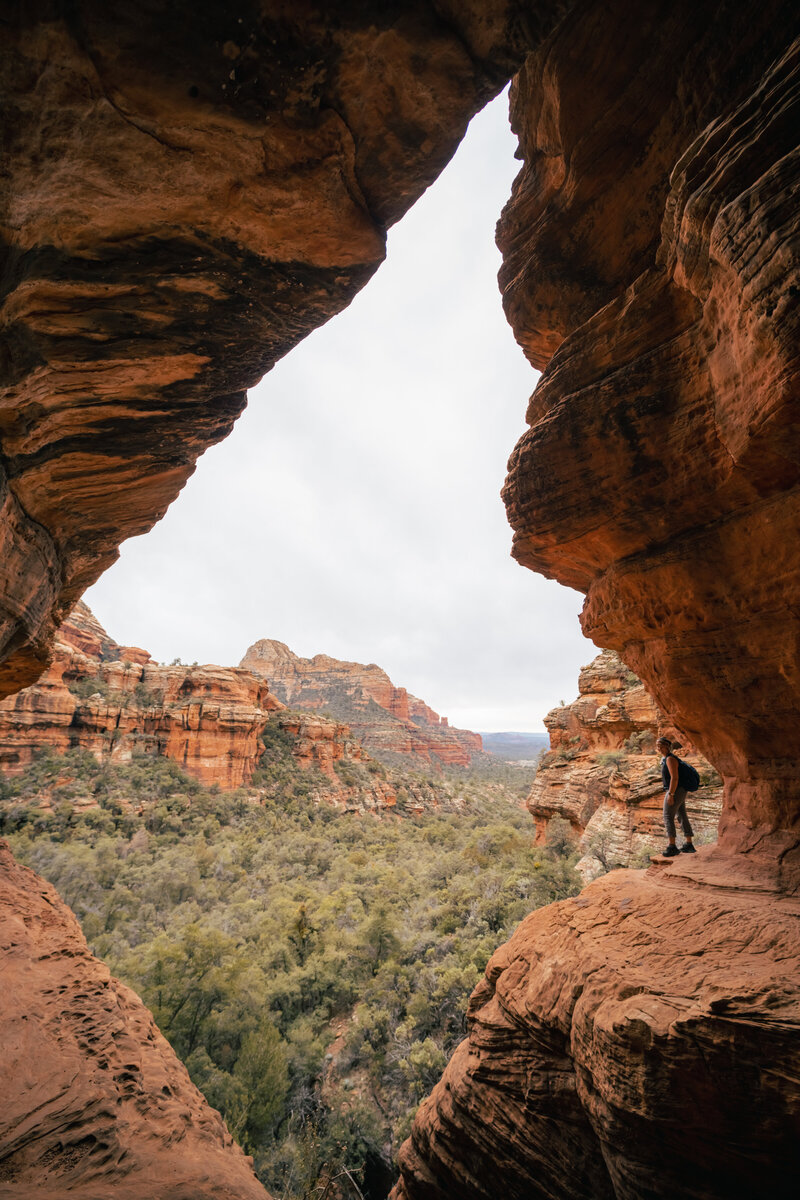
[1,4,799,1198]
[0,605,463,816]
[529,650,723,879]
[240,639,482,768]
[499,0,800,863]
[0,603,280,791]
[0,840,271,1200]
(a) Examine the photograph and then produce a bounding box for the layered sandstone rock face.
[530,650,722,879]
[241,639,482,767]
[393,853,800,1200]
[0,604,446,814]
[0,0,562,701]
[0,603,280,790]
[2,3,800,1199]
[394,3,800,1198]
[499,0,800,863]
[274,711,402,812]
[0,841,270,1200]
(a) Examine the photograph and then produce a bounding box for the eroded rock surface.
[241,639,482,767]
[393,852,800,1200]
[0,0,566,700]
[530,650,722,879]
[0,603,280,790]
[0,841,270,1200]
[500,0,800,861]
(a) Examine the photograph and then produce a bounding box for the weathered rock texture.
[393,851,800,1200]
[2,3,800,1198]
[499,0,800,864]
[0,840,270,1200]
[241,639,483,767]
[0,602,280,790]
[530,650,723,879]
[0,0,567,701]
[0,604,461,815]
[394,3,800,1197]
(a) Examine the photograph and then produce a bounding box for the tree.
[233,1024,290,1146]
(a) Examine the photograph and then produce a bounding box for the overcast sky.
[85,90,593,733]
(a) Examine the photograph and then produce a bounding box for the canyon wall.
[530,650,723,879]
[499,0,800,863]
[0,604,468,815]
[241,639,483,767]
[0,0,562,701]
[0,603,280,790]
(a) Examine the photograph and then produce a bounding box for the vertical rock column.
[500,0,800,865]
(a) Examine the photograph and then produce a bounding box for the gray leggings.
[664,786,694,840]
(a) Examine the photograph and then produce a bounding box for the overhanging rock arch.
[0,2,798,1198]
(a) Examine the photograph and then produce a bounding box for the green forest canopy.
[2,740,581,1199]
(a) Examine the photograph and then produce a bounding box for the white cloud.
[85,90,594,732]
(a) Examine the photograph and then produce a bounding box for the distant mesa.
[0,608,485,809]
[240,639,483,768]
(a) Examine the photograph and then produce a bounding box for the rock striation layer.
[240,639,482,767]
[0,840,271,1200]
[0,603,280,790]
[530,650,722,879]
[499,0,800,863]
[392,851,800,1200]
[0,0,566,700]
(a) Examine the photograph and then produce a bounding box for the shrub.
[597,750,627,769]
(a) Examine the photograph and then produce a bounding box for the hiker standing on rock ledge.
[657,736,697,857]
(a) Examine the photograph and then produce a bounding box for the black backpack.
[677,758,700,792]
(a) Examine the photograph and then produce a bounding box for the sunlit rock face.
[0,841,272,1200]
[499,0,800,864]
[0,0,565,700]
[529,650,722,879]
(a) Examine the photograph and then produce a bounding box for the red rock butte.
[240,638,482,766]
[0,3,799,1200]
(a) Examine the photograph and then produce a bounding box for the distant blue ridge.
[479,732,548,759]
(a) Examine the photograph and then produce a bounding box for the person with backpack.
[657,736,699,856]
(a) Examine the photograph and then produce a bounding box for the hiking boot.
[679,843,697,853]
[663,845,680,857]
